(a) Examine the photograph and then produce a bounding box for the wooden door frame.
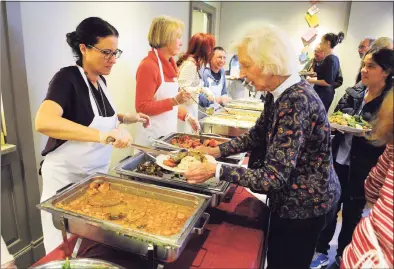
[189,1,216,39]
[1,1,44,263]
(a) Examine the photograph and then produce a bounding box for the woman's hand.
[330,126,344,134]
[100,128,132,148]
[307,77,316,84]
[184,162,217,184]
[173,91,191,105]
[185,114,201,134]
[122,113,150,128]
[194,146,222,158]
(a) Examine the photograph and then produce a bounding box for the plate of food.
[156,151,216,173]
[329,111,372,134]
[225,75,242,81]
[299,70,316,77]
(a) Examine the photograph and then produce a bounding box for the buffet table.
[32,186,269,269]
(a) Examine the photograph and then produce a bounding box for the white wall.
[19,2,190,190]
[219,1,393,114]
[333,1,393,113]
[219,1,351,71]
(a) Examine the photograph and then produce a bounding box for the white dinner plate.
[330,122,371,134]
[156,154,217,173]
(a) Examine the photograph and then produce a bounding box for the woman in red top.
[134,16,199,146]
[342,89,393,268]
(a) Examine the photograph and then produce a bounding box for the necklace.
[89,81,107,117]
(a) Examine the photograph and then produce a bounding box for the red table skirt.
[32,186,269,269]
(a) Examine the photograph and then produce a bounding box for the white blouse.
[178,59,203,105]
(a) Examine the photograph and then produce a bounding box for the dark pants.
[267,207,337,269]
[315,162,366,257]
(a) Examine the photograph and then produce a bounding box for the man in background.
[303,44,326,72]
[358,37,375,58]
[200,47,232,107]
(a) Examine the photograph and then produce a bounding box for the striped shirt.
[342,144,393,268]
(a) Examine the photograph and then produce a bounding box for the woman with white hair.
[184,24,341,269]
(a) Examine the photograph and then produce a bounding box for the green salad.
[329,111,372,130]
[61,259,71,269]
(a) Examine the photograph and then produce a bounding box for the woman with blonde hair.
[134,15,199,146]
[341,89,393,268]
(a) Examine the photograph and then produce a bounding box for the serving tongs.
[106,137,181,158]
[149,137,183,150]
[180,88,213,117]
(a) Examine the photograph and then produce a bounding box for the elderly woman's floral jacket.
[218,80,341,219]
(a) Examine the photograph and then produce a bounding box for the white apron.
[178,69,202,134]
[40,66,117,254]
[178,103,198,134]
[134,49,178,146]
[207,75,224,98]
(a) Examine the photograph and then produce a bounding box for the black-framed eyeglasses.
[87,45,123,60]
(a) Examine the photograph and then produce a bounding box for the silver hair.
[363,37,376,46]
[234,23,297,76]
[370,37,393,51]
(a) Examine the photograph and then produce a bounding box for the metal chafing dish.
[152,132,246,162]
[37,173,211,263]
[224,99,265,111]
[113,153,231,207]
[218,107,262,118]
[199,112,257,137]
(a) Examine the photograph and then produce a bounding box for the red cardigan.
[135,49,186,120]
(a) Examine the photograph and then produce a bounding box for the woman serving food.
[177,33,216,133]
[35,17,150,254]
[134,16,200,146]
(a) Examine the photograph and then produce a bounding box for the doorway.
[190,2,216,37]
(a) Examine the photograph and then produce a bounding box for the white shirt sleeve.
[178,61,202,93]
[215,163,222,179]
